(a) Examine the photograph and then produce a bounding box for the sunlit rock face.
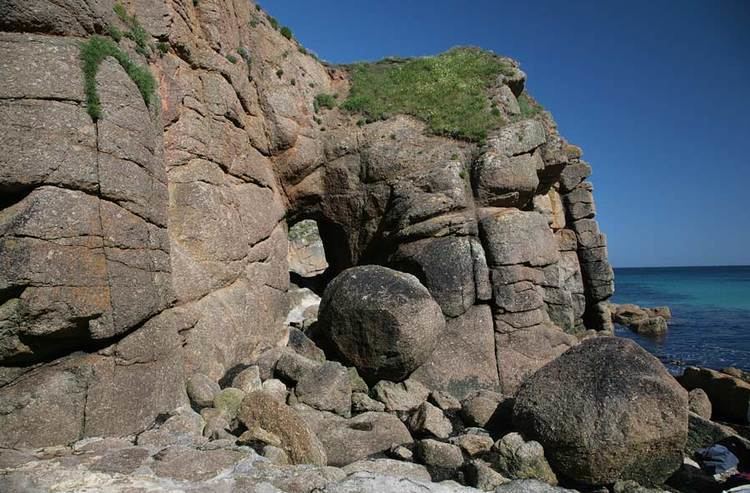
[0,0,613,447]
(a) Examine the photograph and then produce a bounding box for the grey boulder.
[513,337,688,486]
[318,266,444,382]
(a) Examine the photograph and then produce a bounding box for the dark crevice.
[0,183,36,210]
[0,285,24,307]
[289,270,331,296]
[1,310,162,369]
[3,314,102,367]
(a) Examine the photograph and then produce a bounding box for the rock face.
[0,0,615,460]
[513,337,688,486]
[318,266,444,382]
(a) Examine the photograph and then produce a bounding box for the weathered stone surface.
[238,425,282,448]
[688,388,712,419]
[430,390,462,413]
[685,411,750,456]
[151,446,250,482]
[461,390,509,431]
[490,119,547,157]
[342,458,431,482]
[390,236,476,317]
[275,348,322,384]
[513,337,688,486]
[238,391,327,466]
[352,392,386,413]
[630,317,668,336]
[479,209,559,267]
[415,439,464,481]
[288,219,329,278]
[475,149,541,208]
[372,378,430,412]
[465,459,512,490]
[559,162,592,193]
[492,432,557,484]
[295,361,352,417]
[0,1,113,36]
[298,408,413,467]
[408,401,453,439]
[213,388,246,420]
[288,327,326,362]
[262,378,289,403]
[495,480,580,493]
[495,325,577,395]
[319,266,444,382]
[679,366,750,424]
[411,305,500,399]
[451,433,495,457]
[231,366,263,394]
[187,373,220,408]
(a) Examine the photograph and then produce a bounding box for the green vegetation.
[113,3,151,57]
[276,68,284,78]
[238,47,251,63]
[79,35,156,121]
[156,42,169,56]
[314,93,337,113]
[105,24,123,42]
[342,48,514,142]
[517,93,542,118]
[267,15,279,30]
[226,54,238,64]
[280,26,293,39]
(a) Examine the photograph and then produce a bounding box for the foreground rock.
[296,407,413,467]
[0,438,496,493]
[492,432,557,484]
[513,337,688,486]
[318,266,445,382]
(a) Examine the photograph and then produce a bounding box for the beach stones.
[513,337,688,486]
[318,266,444,382]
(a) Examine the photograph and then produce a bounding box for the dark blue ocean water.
[612,266,750,373]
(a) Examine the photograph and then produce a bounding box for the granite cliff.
[0,0,614,447]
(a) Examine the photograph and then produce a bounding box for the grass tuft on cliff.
[80,35,156,121]
[342,47,514,142]
[113,3,151,57]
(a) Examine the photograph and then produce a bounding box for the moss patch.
[342,47,514,142]
[313,93,337,113]
[80,35,156,121]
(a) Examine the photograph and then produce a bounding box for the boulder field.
[0,0,738,492]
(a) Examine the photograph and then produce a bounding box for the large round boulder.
[512,337,688,486]
[318,265,444,382]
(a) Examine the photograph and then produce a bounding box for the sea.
[612,266,750,374]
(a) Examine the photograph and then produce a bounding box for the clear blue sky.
[264,0,750,268]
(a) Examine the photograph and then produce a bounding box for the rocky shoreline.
[1,0,749,492]
[4,276,750,492]
[2,324,749,493]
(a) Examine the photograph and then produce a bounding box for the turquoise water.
[612,266,750,372]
